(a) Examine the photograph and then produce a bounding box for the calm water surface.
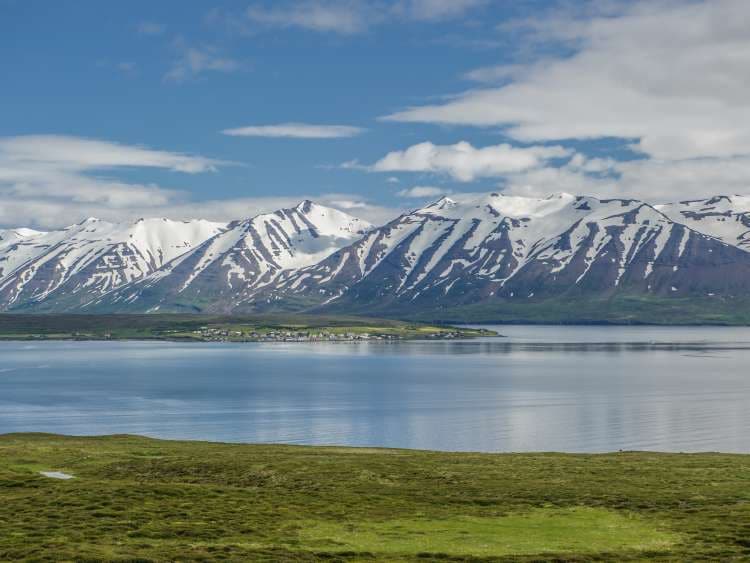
[1,325,749,453]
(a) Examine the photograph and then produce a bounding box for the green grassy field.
[1,434,748,561]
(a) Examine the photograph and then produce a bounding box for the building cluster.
[192,327,396,342]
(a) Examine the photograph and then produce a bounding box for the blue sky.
[2,0,749,228]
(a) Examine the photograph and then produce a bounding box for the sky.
[3,0,750,229]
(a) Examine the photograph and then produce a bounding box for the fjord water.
[1,326,749,453]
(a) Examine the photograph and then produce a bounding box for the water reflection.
[1,325,749,453]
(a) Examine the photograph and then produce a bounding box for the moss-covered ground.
[1,434,749,561]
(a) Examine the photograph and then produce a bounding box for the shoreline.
[0,333,498,343]
[2,432,748,455]
[0,313,496,342]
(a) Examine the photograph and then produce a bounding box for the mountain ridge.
[67,201,371,313]
[0,216,226,311]
[253,193,750,318]
[3,192,750,322]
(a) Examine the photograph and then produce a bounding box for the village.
[190,327,464,342]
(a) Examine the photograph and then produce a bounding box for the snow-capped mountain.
[4,193,750,318]
[258,193,750,315]
[90,201,371,312]
[0,217,226,310]
[0,227,46,248]
[657,195,750,251]
[0,228,47,277]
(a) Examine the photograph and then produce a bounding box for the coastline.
[0,313,497,342]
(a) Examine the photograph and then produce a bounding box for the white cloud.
[0,134,398,229]
[396,185,447,198]
[462,64,524,83]
[164,43,241,82]
[245,0,485,34]
[0,135,229,228]
[396,0,486,21]
[384,0,750,162]
[247,1,371,34]
[372,0,750,203]
[1,174,178,208]
[0,135,222,174]
[137,21,166,35]
[126,193,398,226]
[498,154,750,204]
[309,194,399,224]
[222,123,365,139]
[371,140,571,181]
[0,194,399,231]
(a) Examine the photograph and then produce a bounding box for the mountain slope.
[0,217,226,311]
[0,228,47,279]
[5,193,750,321]
[657,195,750,251]
[90,201,371,313]
[0,227,46,249]
[260,193,750,316]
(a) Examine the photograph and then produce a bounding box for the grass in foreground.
[0,434,748,561]
[297,508,677,557]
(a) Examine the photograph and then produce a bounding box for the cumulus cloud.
[370,141,571,182]
[222,123,365,139]
[396,185,448,198]
[384,0,750,163]
[373,0,750,202]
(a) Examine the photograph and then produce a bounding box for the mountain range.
[3,193,750,323]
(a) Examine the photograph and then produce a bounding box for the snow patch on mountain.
[4,193,750,314]
[89,201,371,312]
[657,195,750,250]
[270,192,749,312]
[0,217,226,308]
